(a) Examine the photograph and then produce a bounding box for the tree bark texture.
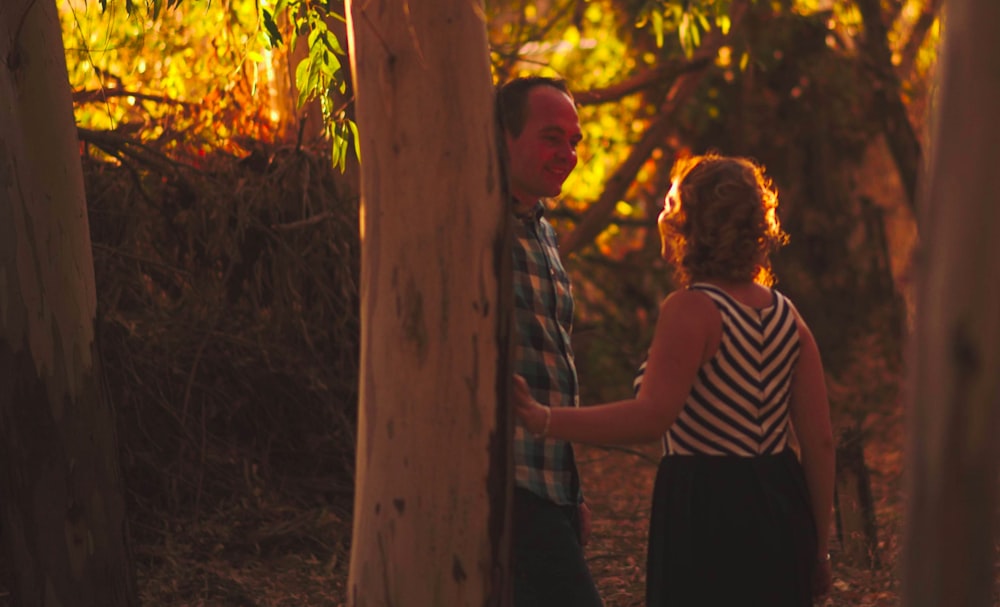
[345,1,511,605]
[0,1,137,605]
[902,0,1000,605]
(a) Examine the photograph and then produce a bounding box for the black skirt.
[645,449,817,607]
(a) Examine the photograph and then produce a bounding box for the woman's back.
[665,283,801,456]
[645,286,817,607]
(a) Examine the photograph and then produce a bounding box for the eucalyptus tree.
[0,0,137,604]
[903,0,1000,603]
[345,0,512,604]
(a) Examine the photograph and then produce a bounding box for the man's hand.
[578,501,592,547]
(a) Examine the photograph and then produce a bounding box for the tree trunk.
[0,1,137,605]
[345,1,512,605]
[834,426,879,569]
[902,0,1000,605]
[856,0,923,210]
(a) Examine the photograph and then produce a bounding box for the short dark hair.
[495,76,573,138]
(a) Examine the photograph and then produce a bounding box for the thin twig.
[271,211,335,231]
[92,242,193,279]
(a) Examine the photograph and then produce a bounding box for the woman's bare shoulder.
[660,288,719,323]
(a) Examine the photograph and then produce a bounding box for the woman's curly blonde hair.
[658,153,788,287]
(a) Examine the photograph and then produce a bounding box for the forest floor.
[576,434,902,607]
[123,409,908,606]
[0,406,927,606]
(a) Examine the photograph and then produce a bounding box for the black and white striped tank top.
[665,283,801,457]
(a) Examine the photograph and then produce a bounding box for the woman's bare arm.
[513,290,716,444]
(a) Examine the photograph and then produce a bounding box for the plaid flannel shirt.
[512,202,581,506]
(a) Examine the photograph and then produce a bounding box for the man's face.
[504,86,582,208]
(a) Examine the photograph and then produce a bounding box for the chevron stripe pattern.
[667,283,801,457]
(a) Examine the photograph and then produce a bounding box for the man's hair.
[495,76,572,138]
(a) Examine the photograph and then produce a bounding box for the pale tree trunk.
[345,0,512,606]
[902,0,1000,605]
[0,1,137,605]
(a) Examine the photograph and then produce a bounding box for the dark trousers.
[512,487,604,607]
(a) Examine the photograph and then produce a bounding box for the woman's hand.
[512,375,549,436]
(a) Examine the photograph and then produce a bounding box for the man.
[497,76,603,607]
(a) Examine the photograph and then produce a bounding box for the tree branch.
[896,0,943,77]
[559,0,750,255]
[573,56,714,106]
[73,88,196,107]
[78,127,201,174]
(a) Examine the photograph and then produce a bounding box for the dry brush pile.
[83,133,359,603]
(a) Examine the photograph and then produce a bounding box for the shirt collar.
[512,200,545,223]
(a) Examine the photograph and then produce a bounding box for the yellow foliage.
[59,0,281,158]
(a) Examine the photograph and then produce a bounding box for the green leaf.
[333,66,346,94]
[305,54,324,100]
[295,58,312,108]
[326,31,346,55]
[331,121,348,171]
[696,11,709,31]
[679,12,693,56]
[348,119,360,162]
[308,22,327,50]
[262,9,283,47]
[652,11,664,48]
[717,14,731,35]
[327,52,342,78]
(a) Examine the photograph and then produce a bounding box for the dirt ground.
[576,435,903,607]
[0,411,912,606]
[125,438,903,607]
[136,412,905,606]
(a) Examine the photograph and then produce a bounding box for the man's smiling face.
[504,85,582,210]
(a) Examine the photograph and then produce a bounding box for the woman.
[513,153,835,606]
